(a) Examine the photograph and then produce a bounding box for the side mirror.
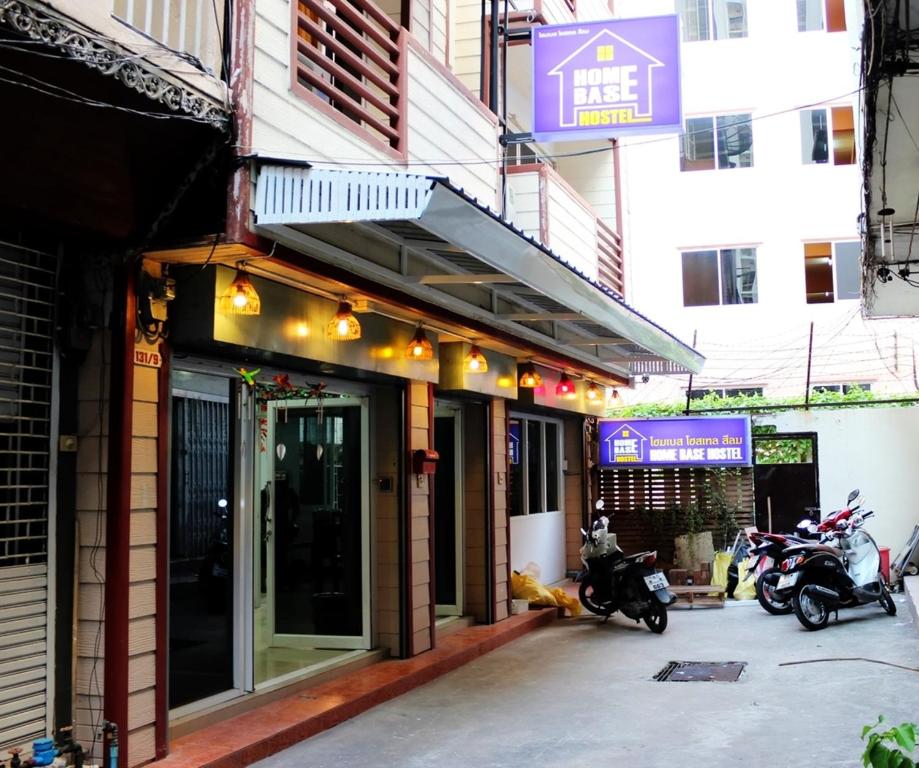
[847,489,859,504]
[595,500,605,511]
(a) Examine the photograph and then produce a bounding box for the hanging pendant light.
[326,300,361,341]
[555,373,577,399]
[463,344,488,373]
[585,381,603,405]
[216,266,261,316]
[405,325,434,360]
[519,362,542,388]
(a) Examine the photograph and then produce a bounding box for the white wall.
[761,406,919,553]
[510,510,567,584]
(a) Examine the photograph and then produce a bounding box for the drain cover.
[654,661,746,682]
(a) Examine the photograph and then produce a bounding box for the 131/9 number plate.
[776,571,800,590]
[644,572,669,591]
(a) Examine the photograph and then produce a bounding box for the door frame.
[257,396,372,653]
[752,431,820,530]
[434,403,464,617]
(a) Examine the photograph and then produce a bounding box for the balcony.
[506,162,624,296]
[112,0,226,79]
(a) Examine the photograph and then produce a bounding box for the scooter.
[746,518,822,615]
[576,501,676,633]
[774,492,896,631]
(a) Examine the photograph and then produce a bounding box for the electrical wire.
[0,62,221,123]
[234,86,868,169]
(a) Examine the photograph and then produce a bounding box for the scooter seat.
[783,542,843,558]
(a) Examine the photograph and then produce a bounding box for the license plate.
[776,572,800,590]
[644,572,669,591]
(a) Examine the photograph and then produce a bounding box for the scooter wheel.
[578,581,613,617]
[642,600,668,634]
[878,575,897,616]
[793,587,829,631]
[756,569,793,615]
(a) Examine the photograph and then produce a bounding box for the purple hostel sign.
[598,417,752,468]
[532,15,682,143]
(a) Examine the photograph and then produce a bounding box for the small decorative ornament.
[276,443,287,461]
[237,367,261,386]
[316,444,324,460]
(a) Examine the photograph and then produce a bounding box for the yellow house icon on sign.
[597,44,614,62]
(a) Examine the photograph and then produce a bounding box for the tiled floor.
[153,608,560,768]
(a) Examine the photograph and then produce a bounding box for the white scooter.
[776,498,896,631]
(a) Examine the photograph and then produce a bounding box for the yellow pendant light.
[519,362,542,388]
[463,344,488,373]
[327,300,361,341]
[216,267,261,316]
[585,381,604,405]
[405,325,434,360]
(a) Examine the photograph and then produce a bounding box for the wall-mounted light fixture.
[585,381,603,405]
[327,299,361,341]
[216,265,261,316]
[405,325,434,360]
[519,362,542,388]
[555,373,577,399]
[463,344,488,373]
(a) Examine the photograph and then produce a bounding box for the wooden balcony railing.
[294,0,405,154]
[506,163,625,297]
[113,0,225,78]
[597,219,624,297]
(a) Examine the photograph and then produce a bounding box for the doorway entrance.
[254,396,370,685]
[753,432,819,532]
[168,372,238,710]
[434,405,463,617]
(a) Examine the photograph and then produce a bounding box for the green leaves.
[862,716,918,768]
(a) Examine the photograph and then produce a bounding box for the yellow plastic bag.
[733,557,757,600]
[511,572,582,616]
[711,551,732,589]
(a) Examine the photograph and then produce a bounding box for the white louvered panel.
[255,166,436,225]
[0,506,48,747]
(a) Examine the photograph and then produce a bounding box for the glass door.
[255,397,370,676]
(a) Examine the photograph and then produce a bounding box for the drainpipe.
[104,266,135,768]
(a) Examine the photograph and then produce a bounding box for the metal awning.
[254,165,703,379]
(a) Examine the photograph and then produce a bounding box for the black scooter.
[576,501,676,633]
[774,503,896,631]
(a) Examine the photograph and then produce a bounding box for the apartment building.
[612,0,919,406]
[0,1,702,765]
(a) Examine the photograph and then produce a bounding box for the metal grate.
[0,245,55,568]
[654,661,747,682]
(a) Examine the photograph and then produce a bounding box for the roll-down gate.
[0,244,55,751]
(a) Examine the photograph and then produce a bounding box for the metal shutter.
[0,243,55,752]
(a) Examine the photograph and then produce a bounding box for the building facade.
[613,0,919,406]
[0,1,702,765]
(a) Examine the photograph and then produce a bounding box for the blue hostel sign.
[598,416,752,467]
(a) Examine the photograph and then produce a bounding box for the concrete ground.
[252,596,919,768]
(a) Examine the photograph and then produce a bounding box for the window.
[804,241,860,303]
[800,107,855,165]
[682,248,758,306]
[798,0,846,32]
[689,387,763,400]
[681,114,753,171]
[678,0,747,41]
[811,383,872,395]
[508,416,563,517]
